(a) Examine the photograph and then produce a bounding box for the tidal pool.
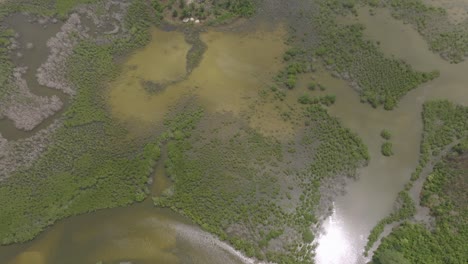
[315,7,468,264]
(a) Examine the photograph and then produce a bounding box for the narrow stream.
[315,7,468,264]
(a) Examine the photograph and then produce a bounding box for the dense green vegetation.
[153,104,368,263]
[371,143,468,263]
[308,1,439,110]
[298,94,336,106]
[0,27,14,100]
[380,129,392,140]
[366,100,468,255]
[276,0,438,109]
[0,0,163,244]
[410,101,468,182]
[381,142,393,156]
[0,0,99,18]
[364,0,468,63]
[150,0,255,24]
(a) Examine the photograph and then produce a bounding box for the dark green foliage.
[381,142,393,156]
[277,62,308,89]
[0,28,14,99]
[372,249,411,264]
[211,0,255,17]
[366,101,468,263]
[310,1,438,109]
[371,151,468,263]
[0,0,99,18]
[154,103,368,263]
[0,0,163,245]
[380,129,392,140]
[298,94,336,106]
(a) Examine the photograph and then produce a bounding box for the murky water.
[0,24,287,264]
[0,203,252,264]
[0,14,67,140]
[2,6,467,264]
[108,25,286,133]
[315,8,468,264]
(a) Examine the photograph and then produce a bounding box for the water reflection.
[315,7,468,264]
[315,203,369,264]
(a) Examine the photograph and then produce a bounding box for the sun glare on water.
[315,203,365,264]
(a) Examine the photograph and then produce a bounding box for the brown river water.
[1,7,467,264]
[0,23,287,264]
[314,8,468,264]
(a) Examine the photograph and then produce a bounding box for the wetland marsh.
[0,1,467,264]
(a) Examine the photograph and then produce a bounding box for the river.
[0,22,287,264]
[314,7,468,264]
[1,6,467,264]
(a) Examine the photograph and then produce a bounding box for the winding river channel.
[1,6,467,264]
[315,7,468,264]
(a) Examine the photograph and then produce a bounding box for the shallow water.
[2,6,467,264]
[108,25,286,134]
[0,203,251,264]
[0,24,287,264]
[315,7,468,264]
[0,14,67,140]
